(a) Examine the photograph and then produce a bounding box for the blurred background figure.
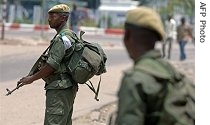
[70,3,79,34]
[177,17,193,61]
[162,14,177,59]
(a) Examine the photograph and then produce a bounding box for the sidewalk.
[0,38,194,125]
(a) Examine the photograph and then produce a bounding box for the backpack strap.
[28,39,56,76]
[43,33,59,55]
[58,29,78,46]
[60,29,84,43]
[85,76,101,101]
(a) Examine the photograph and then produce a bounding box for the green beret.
[48,4,70,13]
[125,6,165,41]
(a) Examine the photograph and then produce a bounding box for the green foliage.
[160,0,194,18]
[111,25,124,29]
[132,0,150,5]
[78,0,100,9]
[79,18,97,27]
[133,0,195,18]
[14,18,32,24]
[107,16,112,28]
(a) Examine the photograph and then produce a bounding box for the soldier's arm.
[19,38,67,86]
[19,64,55,86]
[31,63,55,81]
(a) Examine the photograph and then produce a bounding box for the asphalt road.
[0,33,130,83]
[0,30,195,83]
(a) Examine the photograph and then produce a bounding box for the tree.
[159,0,195,19]
[79,0,100,9]
[132,0,194,18]
[132,0,150,5]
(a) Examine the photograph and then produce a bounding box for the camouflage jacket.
[116,49,167,125]
[44,24,76,90]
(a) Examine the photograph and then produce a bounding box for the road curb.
[105,28,124,35]
[0,37,121,49]
[2,23,123,36]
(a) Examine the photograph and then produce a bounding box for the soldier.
[114,6,164,125]
[112,6,194,125]
[18,4,78,125]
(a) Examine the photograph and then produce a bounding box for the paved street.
[0,34,194,125]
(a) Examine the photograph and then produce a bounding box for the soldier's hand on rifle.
[18,76,34,87]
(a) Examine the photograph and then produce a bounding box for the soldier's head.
[123,6,165,60]
[48,4,70,29]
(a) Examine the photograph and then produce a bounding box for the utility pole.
[1,0,7,40]
[41,0,46,39]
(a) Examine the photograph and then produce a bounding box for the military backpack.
[136,58,195,125]
[59,30,107,101]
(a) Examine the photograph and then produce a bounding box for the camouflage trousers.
[44,85,78,125]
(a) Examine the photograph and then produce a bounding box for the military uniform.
[43,4,78,125]
[114,7,194,125]
[116,50,165,125]
[115,7,165,125]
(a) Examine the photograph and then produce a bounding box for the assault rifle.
[5,46,51,96]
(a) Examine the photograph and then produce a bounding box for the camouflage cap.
[125,6,165,41]
[48,4,70,13]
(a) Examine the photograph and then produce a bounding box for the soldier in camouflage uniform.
[108,6,195,125]
[114,7,165,125]
[112,6,195,125]
[18,4,78,125]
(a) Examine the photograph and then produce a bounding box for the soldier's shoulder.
[52,34,63,42]
[123,67,163,95]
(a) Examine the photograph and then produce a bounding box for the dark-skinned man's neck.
[133,45,154,61]
[56,22,66,33]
